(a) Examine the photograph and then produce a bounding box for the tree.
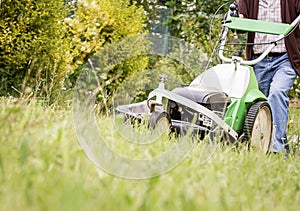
[165,0,230,54]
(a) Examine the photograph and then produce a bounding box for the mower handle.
[218,10,300,65]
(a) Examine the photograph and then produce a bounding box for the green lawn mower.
[116,3,300,153]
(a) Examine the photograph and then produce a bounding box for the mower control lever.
[229,2,239,17]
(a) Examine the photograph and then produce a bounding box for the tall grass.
[1,97,300,211]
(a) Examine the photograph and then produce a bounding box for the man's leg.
[253,57,273,96]
[268,54,297,153]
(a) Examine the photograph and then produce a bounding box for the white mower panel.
[190,64,250,99]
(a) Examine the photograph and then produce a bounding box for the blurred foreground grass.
[1,97,300,211]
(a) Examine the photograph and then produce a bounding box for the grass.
[1,97,300,211]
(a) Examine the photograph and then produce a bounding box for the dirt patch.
[290,98,300,108]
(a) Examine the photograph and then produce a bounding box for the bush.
[0,0,72,98]
[0,0,146,104]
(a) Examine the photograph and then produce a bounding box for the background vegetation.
[1,0,299,102]
[0,0,147,104]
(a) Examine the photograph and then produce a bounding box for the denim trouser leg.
[253,53,297,153]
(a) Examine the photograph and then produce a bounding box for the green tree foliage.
[165,0,230,54]
[132,0,229,82]
[131,0,210,85]
[65,0,145,65]
[131,0,169,30]
[64,0,147,107]
[0,0,146,102]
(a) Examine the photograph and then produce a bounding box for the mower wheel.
[149,111,171,133]
[243,101,272,153]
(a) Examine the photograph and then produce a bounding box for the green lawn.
[1,97,300,211]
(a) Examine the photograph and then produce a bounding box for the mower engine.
[167,86,231,139]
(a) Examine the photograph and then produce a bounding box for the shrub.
[0,0,146,104]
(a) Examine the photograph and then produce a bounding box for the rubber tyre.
[149,111,171,133]
[242,101,272,153]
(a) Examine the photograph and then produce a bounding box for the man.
[237,0,300,155]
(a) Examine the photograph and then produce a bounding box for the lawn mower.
[116,3,300,153]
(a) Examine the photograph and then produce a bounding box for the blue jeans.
[253,53,297,153]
